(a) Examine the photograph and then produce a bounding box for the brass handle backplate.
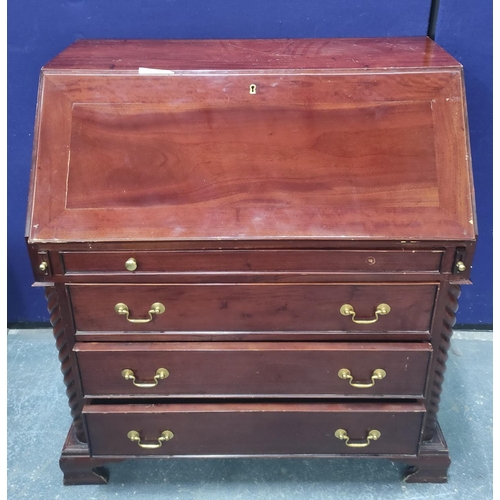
[125,257,138,271]
[127,430,174,449]
[340,303,391,324]
[335,429,381,448]
[115,302,165,323]
[121,368,169,388]
[338,368,386,388]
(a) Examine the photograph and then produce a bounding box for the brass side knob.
[456,261,466,272]
[125,258,138,271]
[39,262,48,272]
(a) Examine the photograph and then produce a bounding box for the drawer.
[69,283,437,333]
[84,402,425,456]
[75,342,432,398]
[62,250,443,275]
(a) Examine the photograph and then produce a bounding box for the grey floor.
[7,329,492,500]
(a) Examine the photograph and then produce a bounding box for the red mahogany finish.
[75,342,432,398]
[42,38,459,72]
[27,69,474,243]
[26,38,476,485]
[62,249,443,275]
[69,283,437,333]
[84,402,426,457]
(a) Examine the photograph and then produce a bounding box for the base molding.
[395,422,451,483]
[59,423,123,485]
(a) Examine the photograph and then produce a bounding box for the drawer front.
[62,250,443,275]
[69,283,437,333]
[75,342,431,398]
[84,402,425,456]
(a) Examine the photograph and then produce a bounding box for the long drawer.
[84,402,425,456]
[69,283,437,332]
[62,249,443,275]
[75,342,432,398]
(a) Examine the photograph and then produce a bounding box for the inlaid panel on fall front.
[67,101,437,210]
[68,283,437,333]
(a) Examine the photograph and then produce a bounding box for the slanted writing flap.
[27,43,476,243]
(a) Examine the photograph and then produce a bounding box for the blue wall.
[8,0,491,325]
[434,0,493,325]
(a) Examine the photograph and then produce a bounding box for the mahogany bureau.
[25,38,477,485]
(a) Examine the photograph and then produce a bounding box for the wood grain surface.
[43,38,460,72]
[69,283,437,333]
[83,402,425,456]
[62,249,443,274]
[25,38,477,484]
[75,341,431,398]
[26,45,475,243]
[66,101,438,211]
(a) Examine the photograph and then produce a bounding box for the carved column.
[45,286,86,443]
[423,284,461,441]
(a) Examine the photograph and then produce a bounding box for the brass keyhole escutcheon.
[249,84,257,94]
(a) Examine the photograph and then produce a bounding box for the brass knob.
[125,258,138,271]
[127,430,174,449]
[39,262,48,272]
[335,429,381,448]
[456,261,466,272]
